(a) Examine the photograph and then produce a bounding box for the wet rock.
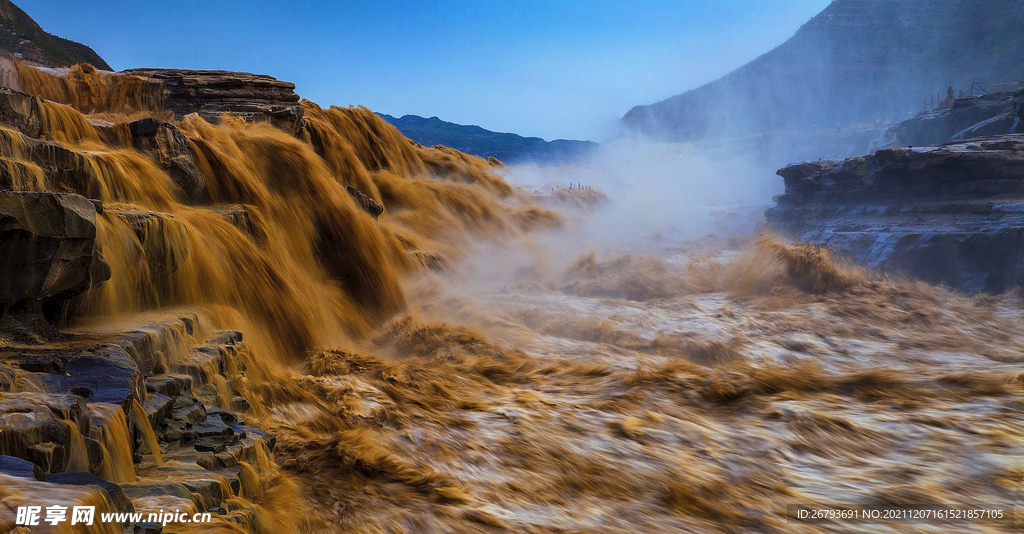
[0,393,91,472]
[182,478,232,510]
[116,317,195,377]
[136,522,163,534]
[170,396,207,424]
[209,204,261,240]
[40,345,143,409]
[13,352,67,373]
[0,364,14,392]
[129,118,206,202]
[343,184,384,219]
[193,438,227,453]
[194,383,223,407]
[244,426,276,452]
[45,471,135,514]
[0,87,43,137]
[110,209,191,281]
[194,419,234,438]
[143,392,173,428]
[162,420,197,444]
[230,396,250,413]
[146,374,193,397]
[206,330,242,346]
[0,191,110,308]
[0,473,125,527]
[177,348,223,383]
[206,408,238,425]
[122,482,196,503]
[0,454,44,480]
[121,69,304,134]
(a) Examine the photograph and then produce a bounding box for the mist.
[622,0,1024,167]
[508,139,777,249]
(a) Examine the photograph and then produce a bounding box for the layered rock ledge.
[0,312,279,533]
[766,135,1024,292]
[122,69,304,134]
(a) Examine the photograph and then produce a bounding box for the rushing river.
[1,63,1020,533]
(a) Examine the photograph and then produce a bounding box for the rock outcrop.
[343,184,384,219]
[122,69,304,134]
[129,118,206,202]
[0,313,280,532]
[767,135,1024,292]
[0,191,109,308]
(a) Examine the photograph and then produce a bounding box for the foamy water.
[268,240,1023,532]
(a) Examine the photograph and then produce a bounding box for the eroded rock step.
[0,315,279,533]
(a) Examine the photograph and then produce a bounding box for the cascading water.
[0,60,1019,533]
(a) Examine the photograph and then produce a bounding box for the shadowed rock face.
[121,69,304,134]
[129,118,206,202]
[767,135,1024,292]
[0,191,109,307]
[109,209,191,281]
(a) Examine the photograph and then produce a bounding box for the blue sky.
[21,0,830,141]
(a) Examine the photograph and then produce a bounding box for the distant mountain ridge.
[0,0,110,69]
[624,0,1024,141]
[379,114,597,164]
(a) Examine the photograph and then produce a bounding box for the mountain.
[0,0,110,69]
[378,114,597,164]
[623,0,1024,142]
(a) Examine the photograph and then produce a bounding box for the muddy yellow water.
[2,62,1021,533]
[262,240,1023,533]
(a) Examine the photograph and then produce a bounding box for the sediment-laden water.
[1,63,1020,533]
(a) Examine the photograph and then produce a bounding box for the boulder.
[0,191,110,308]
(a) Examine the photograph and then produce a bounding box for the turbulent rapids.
[0,62,1020,534]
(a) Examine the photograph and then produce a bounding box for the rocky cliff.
[624,0,1024,144]
[766,135,1024,292]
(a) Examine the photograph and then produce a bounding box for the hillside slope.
[379,113,597,164]
[0,0,109,69]
[623,0,1024,141]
